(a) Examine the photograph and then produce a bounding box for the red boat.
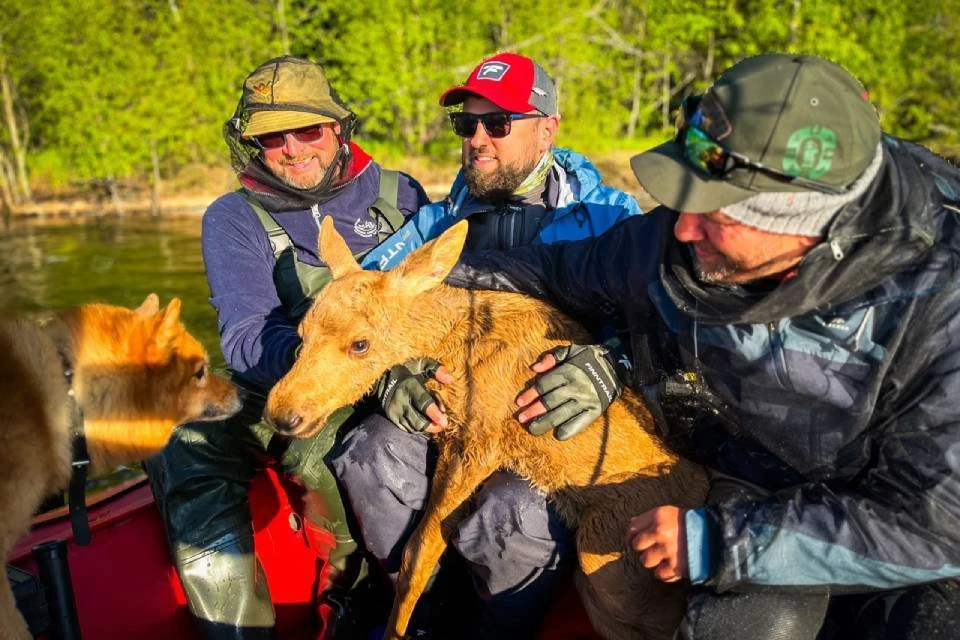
[8,466,600,639]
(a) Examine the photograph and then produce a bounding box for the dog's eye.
[350,340,369,355]
[194,366,206,381]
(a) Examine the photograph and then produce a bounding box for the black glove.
[526,342,624,440]
[375,358,441,433]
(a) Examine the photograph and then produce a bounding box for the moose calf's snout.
[264,409,302,434]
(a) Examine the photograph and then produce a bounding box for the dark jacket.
[450,135,960,592]
[203,152,428,389]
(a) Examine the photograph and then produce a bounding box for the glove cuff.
[601,335,633,387]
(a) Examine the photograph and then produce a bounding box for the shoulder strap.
[379,168,400,210]
[241,191,292,258]
[368,169,406,242]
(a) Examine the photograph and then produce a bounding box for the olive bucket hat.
[631,54,881,213]
[238,56,353,138]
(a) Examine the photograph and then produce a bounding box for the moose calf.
[265,218,708,640]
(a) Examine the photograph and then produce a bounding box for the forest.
[1,0,957,210]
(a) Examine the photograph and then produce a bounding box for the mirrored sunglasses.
[676,96,848,196]
[449,111,546,139]
[253,123,328,150]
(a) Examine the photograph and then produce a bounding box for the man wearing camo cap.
[145,56,428,639]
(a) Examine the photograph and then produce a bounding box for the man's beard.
[464,153,538,200]
[268,154,332,190]
[689,243,737,284]
[694,259,736,284]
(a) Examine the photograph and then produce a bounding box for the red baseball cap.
[439,52,558,116]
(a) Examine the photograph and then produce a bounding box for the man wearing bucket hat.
[329,52,641,637]
[144,56,429,639]
[448,53,960,638]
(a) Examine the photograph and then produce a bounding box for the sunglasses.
[252,123,328,150]
[449,111,546,139]
[676,96,848,195]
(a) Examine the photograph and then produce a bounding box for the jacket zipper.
[311,204,322,230]
[767,321,790,388]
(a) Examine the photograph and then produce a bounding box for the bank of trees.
[0,0,957,208]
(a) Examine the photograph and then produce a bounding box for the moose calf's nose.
[265,410,302,434]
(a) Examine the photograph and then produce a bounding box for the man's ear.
[539,116,559,154]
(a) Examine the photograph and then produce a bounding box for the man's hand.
[375,358,452,434]
[627,505,688,583]
[515,344,623,440]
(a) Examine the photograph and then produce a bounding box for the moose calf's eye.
[350,340,369,355]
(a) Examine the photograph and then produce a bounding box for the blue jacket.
[361,148,641,270]
[450,136,960,592]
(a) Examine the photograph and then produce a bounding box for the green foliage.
[0,0,958,193]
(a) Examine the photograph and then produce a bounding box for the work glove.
[526,341,626,441]
[375,358,442,433]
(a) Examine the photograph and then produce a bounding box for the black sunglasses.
[677,96,848,195]
[252,123,329,150]
[449,112,546,139]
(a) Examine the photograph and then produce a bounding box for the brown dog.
[0,294,241,639]
[265,219,709,640]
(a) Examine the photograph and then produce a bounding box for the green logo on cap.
[783,126,836,179]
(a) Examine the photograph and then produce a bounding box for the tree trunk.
[627,55,642,138]
[703,32,715,81]
[277,0,290,55]
[661,52,671,130]
[790,0,802,45]
[0,147,14,215]
[0,49,31,203]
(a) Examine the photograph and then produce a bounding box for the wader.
[144,172,404,639]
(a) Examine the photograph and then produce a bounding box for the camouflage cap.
[631,54,881,213]
[239,56,352,138]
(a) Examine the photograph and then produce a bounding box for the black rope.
[58,345,92,546]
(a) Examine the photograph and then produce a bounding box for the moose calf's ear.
[392,220,469,297]
[319,216,362,280]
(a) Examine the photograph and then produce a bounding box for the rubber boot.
[145,405,277,639]
[176,531,275,639]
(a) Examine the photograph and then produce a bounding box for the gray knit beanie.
[720,142,883,236]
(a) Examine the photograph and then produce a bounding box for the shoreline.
[5,184,460,222]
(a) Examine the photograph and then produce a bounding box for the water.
[0,215,223,369]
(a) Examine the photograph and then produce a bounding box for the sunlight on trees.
[0,0,957,205]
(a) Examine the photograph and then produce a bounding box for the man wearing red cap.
[330,52,642,637]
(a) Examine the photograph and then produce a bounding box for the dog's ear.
[319,216,361,280]
[136,293,161,316]
[390,220,468,297]
[154,298,183,349]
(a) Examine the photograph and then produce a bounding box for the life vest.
[243,169,404,320]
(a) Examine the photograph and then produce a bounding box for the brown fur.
[0,294,241,640]
[265,219,709,640]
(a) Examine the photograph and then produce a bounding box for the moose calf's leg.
[386,452,499,639]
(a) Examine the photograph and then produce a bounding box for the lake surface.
[0,215,224,369]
